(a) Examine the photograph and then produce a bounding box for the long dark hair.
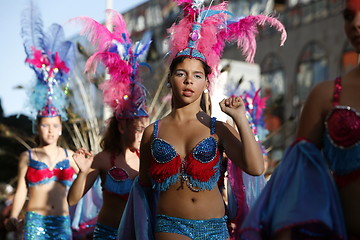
[100,116,123,155]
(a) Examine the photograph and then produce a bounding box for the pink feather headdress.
[168,0,287,83]
[72,10,151,119]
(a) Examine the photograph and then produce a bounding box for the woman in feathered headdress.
[118,0,286,239]
[5,2,78,239]
[67,10,150,240]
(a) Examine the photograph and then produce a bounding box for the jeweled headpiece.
[21,2,74,120]
[73,10,151,119]
[168,0,287,83]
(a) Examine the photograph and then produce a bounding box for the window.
[295,42,328,108]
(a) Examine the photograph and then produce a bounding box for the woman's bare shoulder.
[306,79,335,111]
[18,150,31,167]
[143,121,156,140]
[94,151,111,162]
[310,79,334,96]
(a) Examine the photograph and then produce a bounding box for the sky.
[0,0,148,117]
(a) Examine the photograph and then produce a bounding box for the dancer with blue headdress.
[118,0,286,239]
[4,1,78,239]
[67,10,151,240]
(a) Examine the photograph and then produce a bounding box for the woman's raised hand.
[72,148,94,173]
[219,97,246,119]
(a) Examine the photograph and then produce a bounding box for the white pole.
[103,0,114,121]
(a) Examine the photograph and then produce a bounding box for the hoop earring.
[166,82,171,88]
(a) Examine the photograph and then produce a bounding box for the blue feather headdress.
[71,9,151,119]
[21,1,75,120]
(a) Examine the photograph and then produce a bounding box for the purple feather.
[21,0,46,57]
[45,24,66,56]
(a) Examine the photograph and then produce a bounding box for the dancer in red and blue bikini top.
[118,0,286,239]
[5,3,79,239]
[67,10,150,240]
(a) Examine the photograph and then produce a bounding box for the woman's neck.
[171,101,202,121]
[38,143,58,152]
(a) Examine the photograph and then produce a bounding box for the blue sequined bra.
[149,117,222,192]
[102,154,134,198]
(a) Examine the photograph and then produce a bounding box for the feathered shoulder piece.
[21,1,75,120]
[168,0,287,83]
[71,10,151,119]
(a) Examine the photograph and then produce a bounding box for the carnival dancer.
[5,2,78,239]
[67,10,150,240]
[239,1,360,239]
[118,0,286,239]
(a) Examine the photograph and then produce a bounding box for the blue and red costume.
[239,77,360,239]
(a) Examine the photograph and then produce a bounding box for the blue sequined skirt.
[93,222,118,240]
[24,211,71,240]
[156,214,229,240]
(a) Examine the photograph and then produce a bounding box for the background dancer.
[67,10,151,240]
[5,2,78,239]
[239,0,360,239]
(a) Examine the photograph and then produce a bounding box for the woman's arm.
[295,80,333,147]
[10,151,29,219]
[67,148,99,206]
[218,97,264,176]
[138,124,154,187]
[67,149,80,174]
[6,151,29,231]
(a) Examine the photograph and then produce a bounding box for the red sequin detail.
[149,150,221,183]
[26,167,75,183]
[186,150,220,182]
[327,77,360,148]
[332,77,341,106]
[149,155,181,183]
[108,168,129,181]
[327,108,360,148]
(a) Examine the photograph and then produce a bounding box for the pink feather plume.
[220,15,287,63]
[168,0,287,86]
[168,2,229,82]
[105,9,130,43]
[69,16,124,52]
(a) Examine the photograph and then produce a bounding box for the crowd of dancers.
[2,0,360,239]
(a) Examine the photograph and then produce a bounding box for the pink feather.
[69,16,122,52]
[221,15,287,63]
[168,0,287,90]
[105,9,130,43]
[74,10,148,118]
[168,2,229,84]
